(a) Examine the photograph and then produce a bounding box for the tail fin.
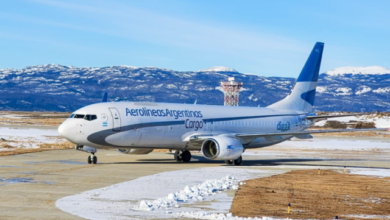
[268,42,324,112]
[102,92,108,102]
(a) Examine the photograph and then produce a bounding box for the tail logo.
[300,89,316,106]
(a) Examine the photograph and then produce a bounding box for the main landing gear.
[224,156,242,166]
[174,150,192,162]
[88,153,97,164]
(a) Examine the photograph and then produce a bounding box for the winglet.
[102,92,108,102]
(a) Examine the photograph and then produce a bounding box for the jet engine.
[201,136,244,160]
[117,148,154,155]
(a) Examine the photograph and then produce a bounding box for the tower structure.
[220,77,243,106]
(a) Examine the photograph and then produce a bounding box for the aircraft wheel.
[225,160,234,165]
[174,150,183,162]
[182,150,191,162]
[92,156,97,164]
[88,155,92,164]
[233,156,242,165]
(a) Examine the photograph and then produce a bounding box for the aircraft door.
[109,107,121,131]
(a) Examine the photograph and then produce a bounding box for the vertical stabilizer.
[102,92,108,102]
[268,42,324,112]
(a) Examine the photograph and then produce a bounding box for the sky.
[0,0,389,77]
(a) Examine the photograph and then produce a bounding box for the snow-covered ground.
[314,114,390,128]
[0,127,61,149]
[56,165,390,220]
[349,169,390,177]
[0,114,25,119]
[56,167,286,220]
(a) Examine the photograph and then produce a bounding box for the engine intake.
[201,136,244,160]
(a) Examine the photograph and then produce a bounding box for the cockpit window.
[84,114,97,121]
[69,114,75,118]
[74,114,85,119]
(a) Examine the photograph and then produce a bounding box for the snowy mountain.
[0,65,389,112]
[197,66,238,72]
[325,66,390,76]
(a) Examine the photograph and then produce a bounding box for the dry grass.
[0,148,53,156]
[38,141,75,149]
[0,111,70,126]
[312,131,390,138]
[0,140,74,156]
[230,169,390,219]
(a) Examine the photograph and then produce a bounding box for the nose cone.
[58,120,76,143]
[58,123,66,137]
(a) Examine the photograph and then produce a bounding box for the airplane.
[58,42,388,165]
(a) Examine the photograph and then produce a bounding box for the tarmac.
[1,148,390,219]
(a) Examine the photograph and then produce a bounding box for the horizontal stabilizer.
[307,113,365,120]
[294,134,313,139]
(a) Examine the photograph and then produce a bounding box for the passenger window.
[74,114,85,119]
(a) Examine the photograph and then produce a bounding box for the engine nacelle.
[117,148,154,155]
[75,145,97,153]
[201,136,244,160]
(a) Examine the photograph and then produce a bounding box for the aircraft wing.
[306,113,365,120]
[186,128,389,149]
[236,128,389,139]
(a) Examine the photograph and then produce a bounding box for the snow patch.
[166,84,178,89]
[355,86,372,95]
[198,66,238,72]
[133,175,238,211]
[335,87,352,96]
[56,167,283,219]
[316,86,328,93]
[350,169,390,178]
[313,113,390,128]
[373,87,390,94]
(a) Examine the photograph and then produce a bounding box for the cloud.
[26,0,307,55]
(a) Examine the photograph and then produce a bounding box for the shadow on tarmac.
[102,155,390,170]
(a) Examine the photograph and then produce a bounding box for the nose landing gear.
[174,150,191,162]
[88,153,97,164]
[75,145,98,164]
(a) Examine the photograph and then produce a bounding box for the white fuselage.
[58,102,310,151]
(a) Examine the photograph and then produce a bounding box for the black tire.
[174,150,183,162]
[87,156,92,164]
[181,150,191,162]
[233,156,243,165]
[93,156,97,164]
[225,160,234,165]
